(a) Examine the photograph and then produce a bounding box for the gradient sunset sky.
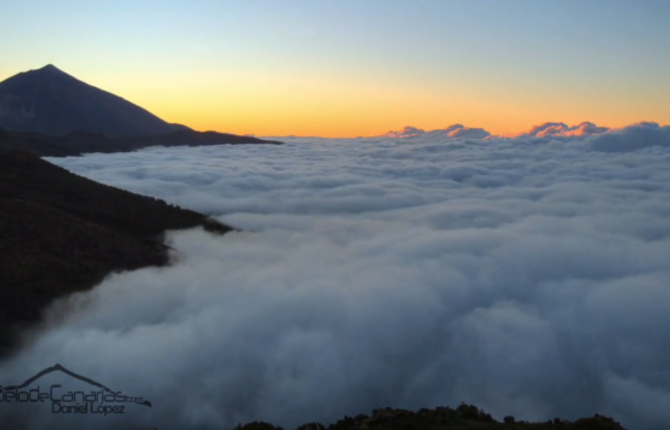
[1,0,668,137]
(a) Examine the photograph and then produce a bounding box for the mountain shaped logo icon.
[0,363,151,408]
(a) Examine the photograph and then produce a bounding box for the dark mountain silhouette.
[0,65,282,154]
[0,127,282,157]
[0,64,187,136]
[0,150,233,357]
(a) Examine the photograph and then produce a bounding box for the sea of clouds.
[1,122,670,430]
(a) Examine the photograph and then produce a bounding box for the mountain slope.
[0,127,282,157]
[0,65,187,136]
[0,150,232,356]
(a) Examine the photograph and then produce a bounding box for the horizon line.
[231,120,668,140]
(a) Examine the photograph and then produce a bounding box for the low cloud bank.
[585,122,670,152]
[2,127,670,430]
[382,121,669,145]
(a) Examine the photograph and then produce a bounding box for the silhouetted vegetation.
[231,405,628,430]
[0,150,234,357]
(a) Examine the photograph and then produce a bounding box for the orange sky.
[84,67,667,138]
[1,2,669,138]
[0,62,666,138]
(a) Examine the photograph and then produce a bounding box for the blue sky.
[1,0,668,136]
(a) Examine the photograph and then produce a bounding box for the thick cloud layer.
[2,124,670,430]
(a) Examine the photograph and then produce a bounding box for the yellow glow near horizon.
[2,64,667,138]
[91,69,668,138]
[2,2,670,138]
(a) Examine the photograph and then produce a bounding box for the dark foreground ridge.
[0,150,233,356]
[236,404,628,430]
[0,127,282,157]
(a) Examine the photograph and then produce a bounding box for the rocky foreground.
[234,405,628,430]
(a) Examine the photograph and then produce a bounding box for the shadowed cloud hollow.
[1,124,670,430]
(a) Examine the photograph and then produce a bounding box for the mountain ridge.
[0,64,188,136]
[0,126,282,157]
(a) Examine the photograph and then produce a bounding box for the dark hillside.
[0,150,232,356]
[0,127,282,157]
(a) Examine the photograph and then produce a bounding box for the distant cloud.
[521,121,610,138]
[382,124,491,139]
[584,122,670,152]
[380,121,620,141]
[379,122,670,146]
[2,124,670,430]
[384,125,425,138]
